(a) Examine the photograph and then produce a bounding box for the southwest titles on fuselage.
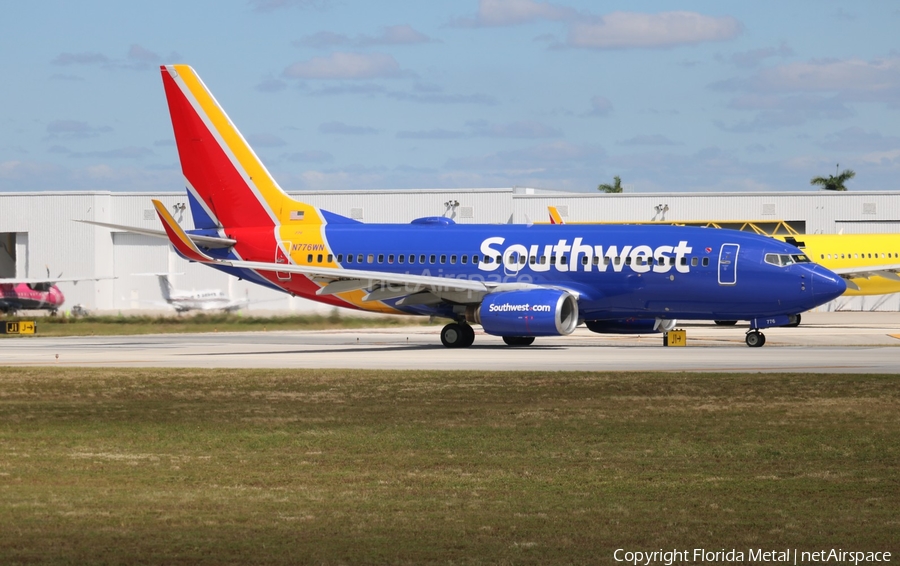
[478,237,693,274]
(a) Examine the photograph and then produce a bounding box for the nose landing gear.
[745,330,766,347]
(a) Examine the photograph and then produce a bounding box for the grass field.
[0,368,897,565]
[1,312,435,337]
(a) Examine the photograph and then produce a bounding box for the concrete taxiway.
[1,312,898,373]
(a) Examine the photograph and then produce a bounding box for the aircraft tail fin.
[160,65,329,230]
[157,275,174,301]
[548,206,565,225]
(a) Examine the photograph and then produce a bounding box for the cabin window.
[529,256,536,265]
[440,254,447,264]
[550,256,557,265]
[702,257,709,267]
[388,254,394,264]
[316,254,322,263]
[367,254,374,263]
[410,254,416,263]
[461,255,467,264]
[541,256,548,265]
[307,254,313,263]
[483,256,492,264]
[419,254,426,264]
[822,254,826,259]
[559,256,567,265]
[603,257,610,266]
[327,254,333,263]
[625,257,632,266]
[337,254,344,262]
[398,255,404,264]
[635,257,644,266]
[581,256,589,266]
[593,257,600,266]
[378,254,384,263]
[472,256,479,265]
[449,255,456,264]
[429,255,436,264]
[614,257,621,265]
[690,257,698,267]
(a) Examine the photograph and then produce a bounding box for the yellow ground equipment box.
[664,329,686,347]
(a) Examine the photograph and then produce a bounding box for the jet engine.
[585,318,676,334]
[466,289,578,337]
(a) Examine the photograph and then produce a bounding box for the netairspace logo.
[613,548,892,565]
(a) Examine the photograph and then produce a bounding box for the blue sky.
[2,0,899,194]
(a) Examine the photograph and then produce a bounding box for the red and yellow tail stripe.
[160,65,402,314]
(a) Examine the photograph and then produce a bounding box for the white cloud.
[450,0,574,27]
[567,11,742,49]
[284,52,410,80]
[358,25,435,46]
[726,42,793,68]
[586,96,613,116]
[744,56,900,95]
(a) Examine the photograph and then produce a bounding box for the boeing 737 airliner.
[111,65,847,348]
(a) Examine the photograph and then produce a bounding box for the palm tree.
[811,165,855,191]
[598,175,623,193]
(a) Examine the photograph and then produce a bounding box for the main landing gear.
[440,322,475,348]
[745,330,766,348]
[439,322,537,348]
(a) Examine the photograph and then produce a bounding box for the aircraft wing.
[828,264,900,290]
[77,220,236,249]
[150,199,543,304]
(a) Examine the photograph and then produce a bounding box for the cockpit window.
[765,253,811,267]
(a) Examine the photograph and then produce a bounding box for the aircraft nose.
[809,265,847,303]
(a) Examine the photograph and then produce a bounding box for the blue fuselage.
[263,220,846,322]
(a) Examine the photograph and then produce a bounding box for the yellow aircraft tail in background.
[546,206,900,297]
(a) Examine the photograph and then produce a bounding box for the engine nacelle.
[585,318,676,334]
[467,289,578,337]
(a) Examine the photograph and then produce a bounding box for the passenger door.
[718,244,739,285]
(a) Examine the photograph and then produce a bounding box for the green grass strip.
[0,368,897,564]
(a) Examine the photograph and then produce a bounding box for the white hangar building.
[1,188,899,314]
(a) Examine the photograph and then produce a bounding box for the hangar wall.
[0,189,898,313]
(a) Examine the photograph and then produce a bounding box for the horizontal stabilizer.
[77,220,236,249]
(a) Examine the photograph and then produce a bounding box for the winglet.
[152,199,216,263]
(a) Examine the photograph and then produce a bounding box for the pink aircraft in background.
[0,273,112,315]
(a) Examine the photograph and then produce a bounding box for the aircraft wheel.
[745,331,766,348]
[502,336,535,347]
[785,314,801,328]
[714,320,738,326]
[460,323,476,348]
[441,323,470,348]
